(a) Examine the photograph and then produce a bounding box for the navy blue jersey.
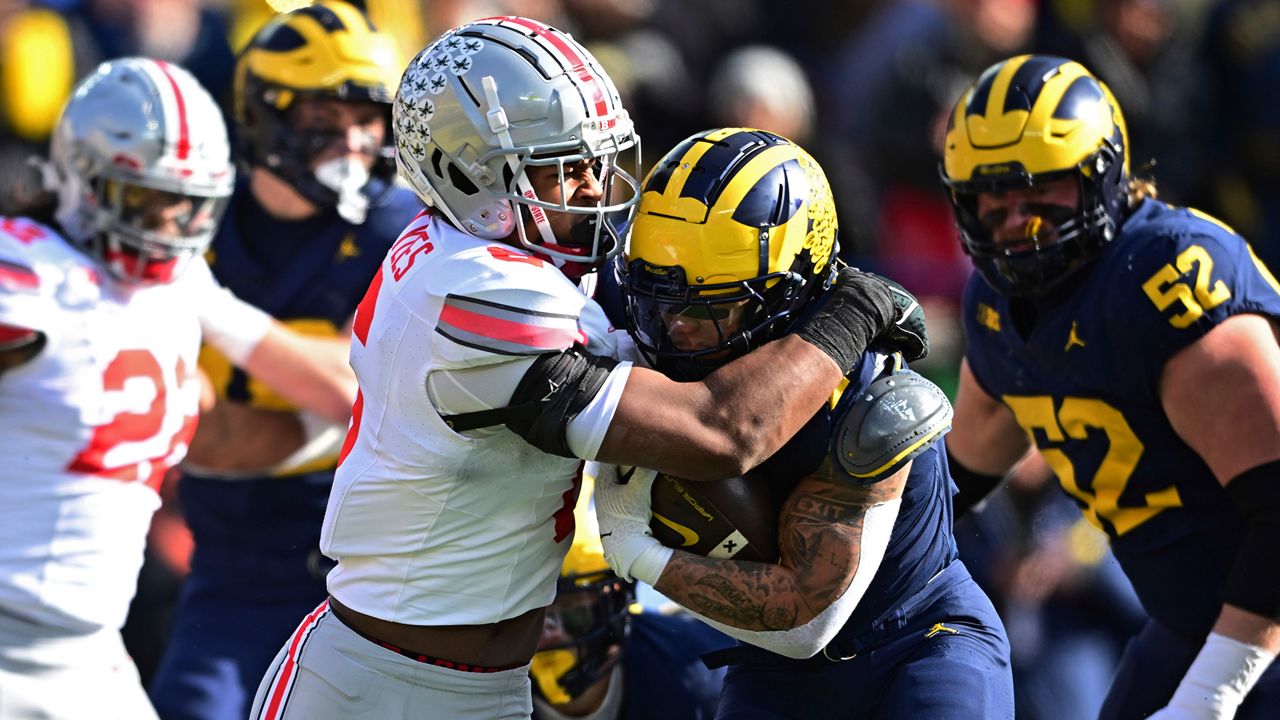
[726,352,963,662]
[180,179,422,551]
[826,354,961,653]
[962,199,1280,638]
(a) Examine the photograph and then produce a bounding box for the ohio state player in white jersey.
[320,209,627,625]
[0,59,358,720]
[253,17,927,720]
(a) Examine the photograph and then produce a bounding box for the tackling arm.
[599,335,844,480]
[596,269,926,480]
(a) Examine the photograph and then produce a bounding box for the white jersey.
[0,217,209,633]
[321,211,628,626]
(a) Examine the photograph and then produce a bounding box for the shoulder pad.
[831,370,953,482]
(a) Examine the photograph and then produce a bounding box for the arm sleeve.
[187,258,272,365]
[683,496,902,659]
[565,363,632,460]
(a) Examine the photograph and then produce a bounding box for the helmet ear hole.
[430,148,446,180]
[446,163,479,196]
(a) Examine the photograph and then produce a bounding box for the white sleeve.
[188,260,272,366]
[683,497,902,659]
[566,363,632,460]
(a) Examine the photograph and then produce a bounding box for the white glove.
[590,462,672,585]
[1148,632,1276,720]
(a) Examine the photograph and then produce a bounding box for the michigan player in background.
[531,478,729,720]
[941,55,1280,719]
[0,56,361,720]
[593,128,1012,719]
[146,4,421,720]
[250,16,928,719]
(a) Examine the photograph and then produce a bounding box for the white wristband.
[200,287,273,366]
[628,542,674,587]
[1166,632,1276,718]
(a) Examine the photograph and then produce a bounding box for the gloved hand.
[591,463,672,585]
[867,273,928,362]
[796,268,929,373]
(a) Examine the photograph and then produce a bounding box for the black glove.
[868,274,928,362]
[795,268,929,374]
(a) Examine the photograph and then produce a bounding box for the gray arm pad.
[831,370,954,482]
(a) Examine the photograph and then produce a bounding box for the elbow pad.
[440,346,618,457]
[504,346,619,458]
[831,370,953,483]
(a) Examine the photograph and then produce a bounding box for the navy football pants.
[715,576,1013,720]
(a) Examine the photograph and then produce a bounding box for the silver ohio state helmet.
[393,17,640,272]
[49,57,234,284]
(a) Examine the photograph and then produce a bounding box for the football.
[648,472,779,564]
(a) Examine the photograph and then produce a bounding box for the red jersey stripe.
[439,303,578,350]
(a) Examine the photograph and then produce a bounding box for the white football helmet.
[393,17,640,275]
[49,57,234,284]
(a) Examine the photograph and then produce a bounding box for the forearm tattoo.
[655,463,907,631]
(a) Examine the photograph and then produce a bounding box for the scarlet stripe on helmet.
[151,60,191,160]
[491,16,611,119]
[256,600,330,720]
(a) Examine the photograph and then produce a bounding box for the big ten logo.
[390,225,434,281]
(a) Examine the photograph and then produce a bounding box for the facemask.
[314,156,370,224]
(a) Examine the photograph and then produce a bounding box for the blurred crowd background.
[1,1,1277,718]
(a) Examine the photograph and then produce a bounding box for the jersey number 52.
[1003,395,1180,536]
